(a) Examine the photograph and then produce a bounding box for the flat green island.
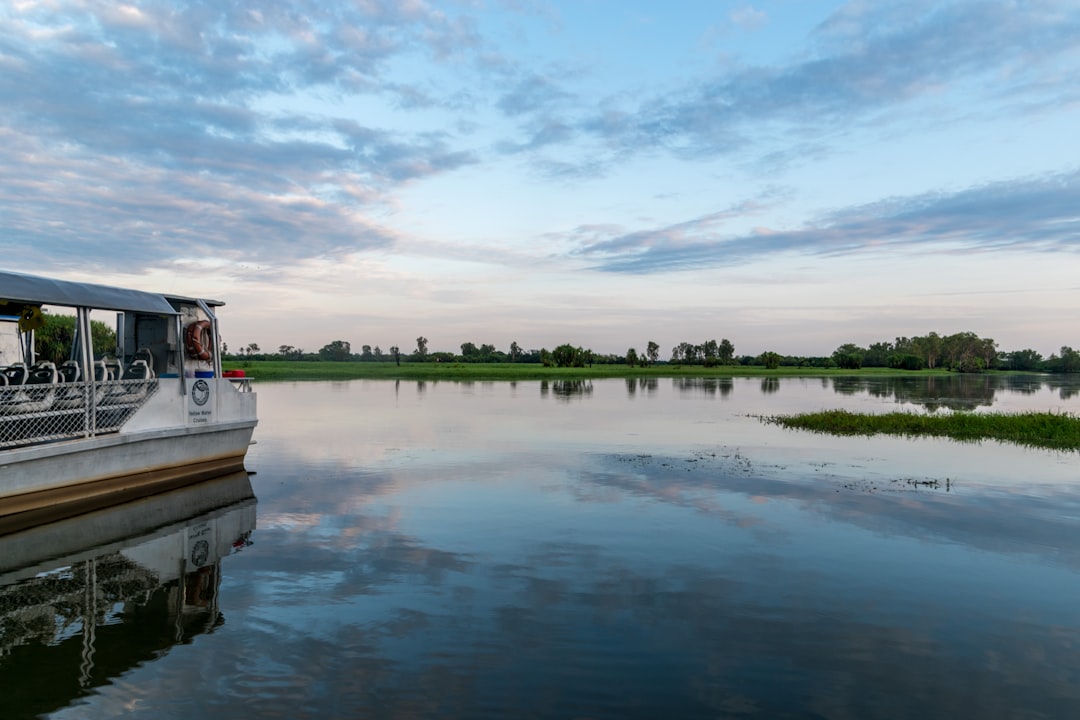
[766,410,1080,451]
[224,360,960,382]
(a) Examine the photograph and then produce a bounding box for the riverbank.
[222,360,979,382]
[766,409,1080,451]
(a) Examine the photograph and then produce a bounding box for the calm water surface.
[4,375,1080,719]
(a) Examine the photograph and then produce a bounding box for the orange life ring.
[184,320,213,362]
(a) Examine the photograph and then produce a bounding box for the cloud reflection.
[579,450,1080,572]
[155,378,1080,719]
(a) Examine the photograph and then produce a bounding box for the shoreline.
[221,360,1052,382]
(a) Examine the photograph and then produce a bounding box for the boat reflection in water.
[0,471,256,718]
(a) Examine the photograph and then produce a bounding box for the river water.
[3,374,1080,719]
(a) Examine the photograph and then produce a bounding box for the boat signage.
[188,379,213,424]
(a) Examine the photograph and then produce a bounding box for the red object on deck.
[222,369,246,378]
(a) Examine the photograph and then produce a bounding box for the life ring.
[184,320,213,362]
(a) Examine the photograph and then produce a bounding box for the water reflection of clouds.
[250,380,1080,575]
[69,529,1080,719]
[169,378,1080,719]
[580,451,1080,572]
[574,464,776,541]
[250,379,1080,480]
[471,548,1076,717]
[237,520,474,608]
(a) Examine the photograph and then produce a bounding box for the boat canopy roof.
[0,270,221,315]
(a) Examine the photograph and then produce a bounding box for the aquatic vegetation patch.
[765,410,1080,451]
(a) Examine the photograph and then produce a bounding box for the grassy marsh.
[223,360,961,382]
[766,409,1080,451]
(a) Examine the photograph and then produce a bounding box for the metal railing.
[227,377,253,392]
[0,380,159,450]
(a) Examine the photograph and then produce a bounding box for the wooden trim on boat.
[0,455,246,536]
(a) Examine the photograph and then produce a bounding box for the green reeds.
[766,410,1080,451]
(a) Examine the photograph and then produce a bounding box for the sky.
[2,0,1078,358]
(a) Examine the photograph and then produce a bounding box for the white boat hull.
[0,378,256,529]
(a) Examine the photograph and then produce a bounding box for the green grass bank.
[766,409,1080,451]
[223,360,969,382]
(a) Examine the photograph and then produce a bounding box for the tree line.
[224,331,1080,374]
[225,336,739,369]
[25,315,1077,374]
[824,332,1080,374]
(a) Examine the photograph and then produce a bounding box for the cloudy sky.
[2,0,1078,357]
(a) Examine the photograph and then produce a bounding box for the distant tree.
[759,351,781,370]
[390,345,400,366]
[461,341,478,357]
[1059,346,1080,373]
[701,339,719,366]
[278,344,295,358]
[626,348,638,367]
[646,341,659,366]
[245,342,260,357]
[832,343,864,370]
[978,337,999,371]
[319,339,352,361]
[539,348,553,367]
[887,353,924,370]
[668,341,704,365]
[893,336,914,355]
[957,356,986,373]
[479,343,496,357]
[684,343,700,364]
[1005,348,1043,371]
[940,331,985,372]
[33,313,117,365]
[361,344,373,360]
[718,338,735,364]
[415,336,428,360]
[509,341,522,362]
[913,332,942,369]
[552,343,583,367]
[864,341,893,367]
[835,353,862,369]
[373,345,384,359]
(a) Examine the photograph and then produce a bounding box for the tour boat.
[0,269,257,528]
